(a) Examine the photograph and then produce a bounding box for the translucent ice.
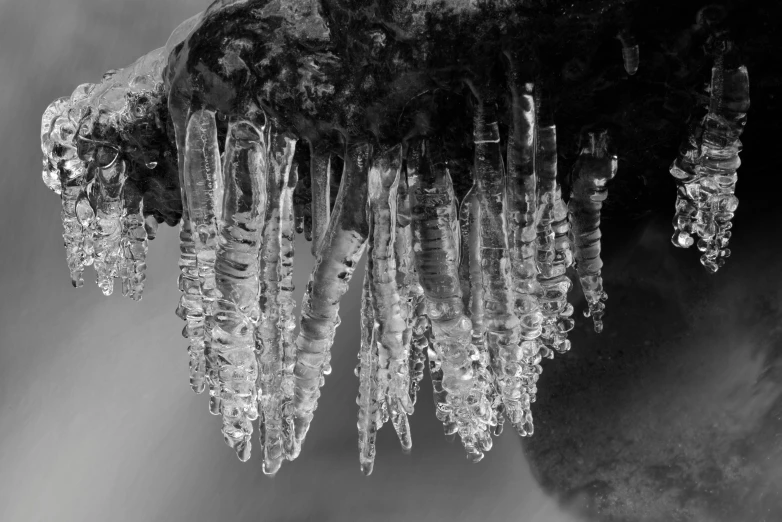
[568,131,618,333]
[670,53,749,273]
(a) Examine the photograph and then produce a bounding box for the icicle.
[504,64,547,359]
[569,131,618,333]
[256,128,297,473]
[45,98,92,287]
[212,119,268,462]
[289,142,371,459]
[93,156,127,296]
[472,93,534,436]
[144,215,159,240]
[310,145,331,256]
[395,171,427,415]
[408,140,494,461]
[119,182,148,301]
[366,145,414,458]
[617,30,639,76]
[183,109,223,409]
[535,94,574,354]
[670,55,749,273]
[357,269,382,475]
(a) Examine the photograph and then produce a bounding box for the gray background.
[0,1,575,520]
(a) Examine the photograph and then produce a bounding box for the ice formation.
[568,131,618,334]
[39,1,750,475]
[670,45,750,273]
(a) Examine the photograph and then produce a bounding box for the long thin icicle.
[119,182,148,301]
[670,52,749,273]
[569,131,618,333]
[183,109,223,411]
[289,142,371,458]
[408,140,494,461]
[394,170,425,409]
[535,95,574,353]
[213,119,267,462]
[366,145,413,464]
[169,97,206,395]
[357,268,382,475]
[257,128,297,473]
[473,94,534,436]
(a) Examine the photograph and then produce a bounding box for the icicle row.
[569,131,618,333]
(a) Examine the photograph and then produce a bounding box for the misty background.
[0,1,575,520]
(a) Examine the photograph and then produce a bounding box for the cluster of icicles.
[42,70,620,474]
[669,46,750,273]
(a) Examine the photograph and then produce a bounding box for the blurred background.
[0,1,779,522]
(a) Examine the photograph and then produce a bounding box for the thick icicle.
[535,95,574,354]
[408,140,494,461]
[213,119,267,462]
[183,109,223,409]
[357,269,382,475]
[93,157,127,296]
[289,142,371,458]
[569,131,618,333]
[310,146,331,256]
[257,128,297,473]
[472,93,535,436]
[366,145,413,457]
[670,54,749,273]
[119,182,148,301]
[617,30,639,76]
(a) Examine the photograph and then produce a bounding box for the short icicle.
[408,140,494,461]
[213,118,267,462]
[289,142,371,458]
[93,158,128,296]
[568,131,618,333]
[119,182,148,301]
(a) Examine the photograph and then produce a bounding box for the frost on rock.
[670,49,749,273]
[569,131,618,334]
